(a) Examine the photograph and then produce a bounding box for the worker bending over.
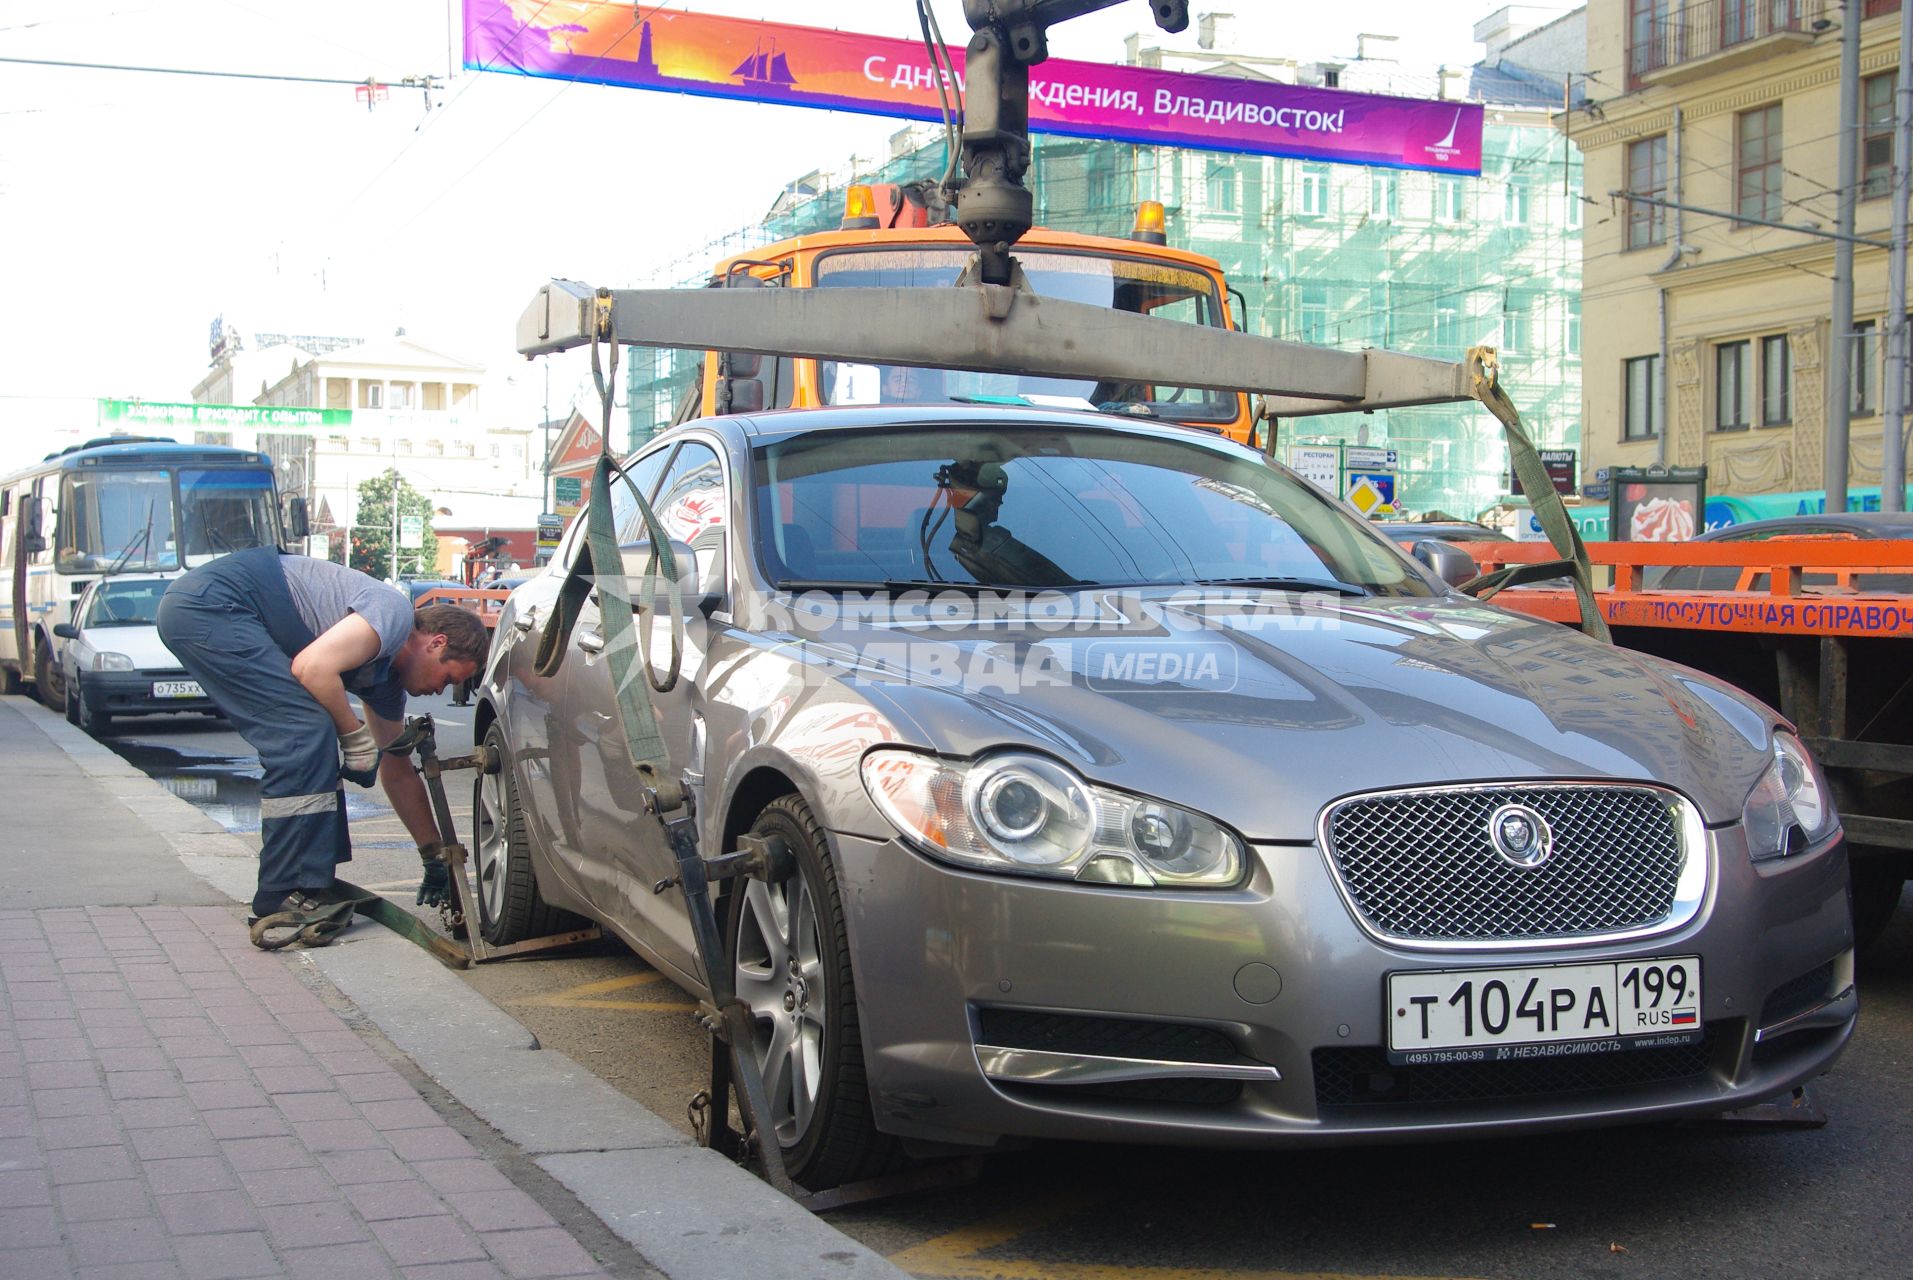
[156,548,486,940]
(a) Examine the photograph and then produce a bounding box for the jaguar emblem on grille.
[1488,803,1552,868]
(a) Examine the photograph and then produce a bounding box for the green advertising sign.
[99,400,351,431]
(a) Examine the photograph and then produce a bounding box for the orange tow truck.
[683,184,1258,444]
[1460,536,1913,947]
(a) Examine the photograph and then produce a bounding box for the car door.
[506,448,672,914]
[576,438,729,979]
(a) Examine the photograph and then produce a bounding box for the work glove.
[338,724,380,787]
[416,841,452,907]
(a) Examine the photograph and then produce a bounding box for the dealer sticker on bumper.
[1387,956,1701,1064]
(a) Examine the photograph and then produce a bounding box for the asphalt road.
[101,703,1913,1280]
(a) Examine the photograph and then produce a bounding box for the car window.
[645,442,728,595]
[611,447,675,544]
[755,425,1427,595]
[83,580,167,627]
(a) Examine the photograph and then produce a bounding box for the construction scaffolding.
[626,81,1581,522]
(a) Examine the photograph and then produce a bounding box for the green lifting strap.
[1464,347,1611,645]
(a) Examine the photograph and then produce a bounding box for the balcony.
[1628,0,1827,89]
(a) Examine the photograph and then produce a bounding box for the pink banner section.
[464,3,1483,175]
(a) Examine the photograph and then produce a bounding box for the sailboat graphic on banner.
[732,39,797,88]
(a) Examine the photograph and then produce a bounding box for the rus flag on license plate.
[1670,1009,1698,1026]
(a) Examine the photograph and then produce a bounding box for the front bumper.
[81,671,219,717]
[833,824,1855,1149]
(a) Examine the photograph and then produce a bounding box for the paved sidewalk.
[0,904,618,1280]
[0,696,906,1280]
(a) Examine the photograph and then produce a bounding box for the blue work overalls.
[156,549,401,915]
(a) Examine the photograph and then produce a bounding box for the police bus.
[0,435,305,700]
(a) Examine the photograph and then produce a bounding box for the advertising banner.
[463,4,1484,174]
[1287,445,1340,492]
[1507,449,1577,495]
[99,400,349,431]
[1610,466,1707,543]
[552,475,584,519]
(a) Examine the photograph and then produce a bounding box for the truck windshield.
[179,468,277,566]
[755,424,1429,595]
[812,248,1235,424]
[58,470,179,572]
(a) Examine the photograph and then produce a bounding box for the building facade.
[192,330,543,565]
[1573,0,1905,511]
[628,7,1588,521]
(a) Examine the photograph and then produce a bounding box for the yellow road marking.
[504,971,696,1014]
[889,1195,1475,1280]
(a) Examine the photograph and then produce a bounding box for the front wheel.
[32,641,58,709]
[66,675,111,737]
[471,724,578,944]
[727,794,894,1191]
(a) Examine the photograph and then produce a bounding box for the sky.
[0,0,1501,471]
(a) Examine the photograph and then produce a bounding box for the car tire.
[472,724,577,944]
[726,793,894,1191]
[69,678,112,737]
[64,677,81,726]
[1850,852,1905,953]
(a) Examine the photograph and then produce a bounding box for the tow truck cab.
[698,185,1256,444]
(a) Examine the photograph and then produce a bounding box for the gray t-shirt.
[278,557,414,718]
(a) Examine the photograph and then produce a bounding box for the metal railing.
[1628,0,1827,83]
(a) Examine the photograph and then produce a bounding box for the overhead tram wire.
[0,55,415,88]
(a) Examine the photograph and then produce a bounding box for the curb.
[12,697,909,1280]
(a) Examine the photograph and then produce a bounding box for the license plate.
[152,680,204,699]
[1387,956,1702,1064]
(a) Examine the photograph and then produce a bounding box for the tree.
[350,468,436,579]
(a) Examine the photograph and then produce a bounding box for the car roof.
[1699,512,1913,540]
[652,403,1250,453]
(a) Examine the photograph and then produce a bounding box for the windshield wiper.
[1192,576,1370,597]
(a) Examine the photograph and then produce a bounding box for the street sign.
[553,475,583,517]
[536,512,564,550]
[1345,472,1397,517]
[305,534,332,561]
[398,515,424,549]
[1344,446,1398,472]
[1287,445,1340,492]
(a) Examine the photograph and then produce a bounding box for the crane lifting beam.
[515,279,1474,414]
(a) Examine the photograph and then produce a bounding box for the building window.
[1501,289,1537,353]
[1434,176,1465,222]
[1624,355,1662,439]
[1205,161,1238,212]
[389,383,412,409]
[1566,190,1583,229]
[1323,67,1340,88]
[1299,164,1331,216]
[1852,319,1879,416]
[1629,0,1670,78]
[1864,73,1896,199]
[1370,171,1397,219]
[1503,175,1531,225]
[1626,135,1668,249]
[361,382,383,409]
[1736,104,1782,224]
[1760,334,1791,426]
[1297,283,1330,344]
[1716,341,1751,430]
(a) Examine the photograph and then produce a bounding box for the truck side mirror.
[1412,539,1480,591]
[286,496,310,541]
[22,498,45,554]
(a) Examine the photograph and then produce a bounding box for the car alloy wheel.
[727,794,893,1190]
[471,724,574,944]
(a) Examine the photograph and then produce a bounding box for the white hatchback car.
[54,573,216,735]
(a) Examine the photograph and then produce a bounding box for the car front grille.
[1321,784,1688,943]
[1313,1026,1720,1108]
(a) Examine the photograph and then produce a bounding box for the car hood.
[77,624,179,671]
[794,591,1777,840]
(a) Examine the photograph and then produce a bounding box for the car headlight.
[90,652,134,672]
[1742,730,1838,861]
[860,749,1245,888]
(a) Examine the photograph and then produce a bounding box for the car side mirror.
[286,496,310,541]
[52,622,78,640]
[1412,539,1480,591]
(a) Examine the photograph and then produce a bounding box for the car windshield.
[754,424,1430,595]
[83,579,168,627]
[812,248,1235,424]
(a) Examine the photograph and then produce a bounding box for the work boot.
[249,890,359,950]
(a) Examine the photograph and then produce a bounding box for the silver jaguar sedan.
[472,406,1854,1190]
